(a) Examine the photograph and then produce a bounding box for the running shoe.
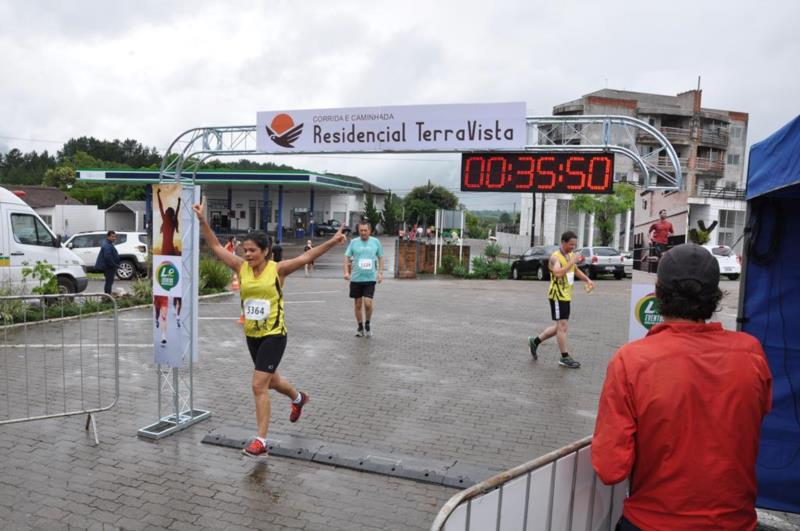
[527,336,539,360]
[364,326,372,338]
[290,392,309,423]
[242,438,268,457]
[355,328,365,337]
[558,356,581,369]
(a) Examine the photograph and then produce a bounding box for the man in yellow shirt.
[528,231,594,368]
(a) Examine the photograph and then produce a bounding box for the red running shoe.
[242,438,268,457]
[290,392,309,423]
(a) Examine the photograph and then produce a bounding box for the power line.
[0,134,64,145]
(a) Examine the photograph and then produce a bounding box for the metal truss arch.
[159,115,682,190]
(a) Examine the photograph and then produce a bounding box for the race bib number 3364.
[244,299,270,321]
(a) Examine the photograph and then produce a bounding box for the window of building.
[717,209,746,250]
[730,126,742,139]
[726,154,740,165]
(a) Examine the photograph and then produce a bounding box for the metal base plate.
[202,428,501,488]
[138,409,211,439]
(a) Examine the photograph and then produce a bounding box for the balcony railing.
[638,126,690,144]
[700,129,729,147]
[692,185,746,200]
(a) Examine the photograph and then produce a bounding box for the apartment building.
[520,88,748,253]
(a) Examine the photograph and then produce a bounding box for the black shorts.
[349,281,376,299]
[549,299,571,321]
[245,334,287,373]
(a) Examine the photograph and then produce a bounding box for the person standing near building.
[303,240,314,277]
[95,230,120,295]
[592,244,772,530]
[344,221,384,337]
[192,203,346,458]
[648,209,674,257]
[528,231,593,368]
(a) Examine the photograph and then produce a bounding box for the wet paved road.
[6,266,794,530]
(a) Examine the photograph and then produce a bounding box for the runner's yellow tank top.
[239,260,286,338]
[548,250,576,302]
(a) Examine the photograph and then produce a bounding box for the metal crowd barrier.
[0,293,119,445]
[431,436,628,531]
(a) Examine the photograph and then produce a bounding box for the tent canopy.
[741,115,800,514]
[746,114,800,199]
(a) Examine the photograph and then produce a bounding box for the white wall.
[37,205,104,237]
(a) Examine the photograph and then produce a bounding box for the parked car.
[576,246,626,280]
[315,220,352,237]
[0,187,88,294]
[65,231,149,280]
[621,251,633,277]
[702,244,741,280]
[511,245,559,280]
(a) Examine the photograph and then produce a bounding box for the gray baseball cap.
[657,243,720,288]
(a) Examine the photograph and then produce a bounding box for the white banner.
[256,102,526,153]
[152,184,200,368]
[628,282,664,342]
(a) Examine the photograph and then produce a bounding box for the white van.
[0,187,88,294]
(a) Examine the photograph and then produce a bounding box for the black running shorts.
[349,281,376,299]
[549,299,571,321]
[245,334,287,373]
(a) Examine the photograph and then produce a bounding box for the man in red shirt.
[592,244,772,530]
[648,209,674,256]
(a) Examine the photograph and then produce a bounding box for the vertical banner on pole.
[151,183,195,367]
[138,182,210,439]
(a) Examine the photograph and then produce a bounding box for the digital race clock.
[460,152,615,194]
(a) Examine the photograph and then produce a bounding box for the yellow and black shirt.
[547,250,576,302]
[239,260,286,337]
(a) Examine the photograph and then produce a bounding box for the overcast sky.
[1,0,798,210]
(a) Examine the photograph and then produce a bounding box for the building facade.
[520,88,748,253]
[77,169,386,241]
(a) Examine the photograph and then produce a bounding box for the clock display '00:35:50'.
[460,152,615,194]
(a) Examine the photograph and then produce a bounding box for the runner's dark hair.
[242,231,273,257]
[561,231,577,242]
[655,279,723,321]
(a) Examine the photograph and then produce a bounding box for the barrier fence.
[0,293,119,445]
[431,436,628,531]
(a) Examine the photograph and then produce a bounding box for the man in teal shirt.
[344,221,384,337]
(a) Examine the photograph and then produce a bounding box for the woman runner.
[193,203,345,457]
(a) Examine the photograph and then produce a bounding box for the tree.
[499,212,512,224]
[403,182,459,227]
[42,166,76,189]
[58,137,161,167]
[465,211,489,239]
[571,183,635,246]
[363,190,382,232]
[381,191,403,234]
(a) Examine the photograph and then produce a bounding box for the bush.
[130,279,152,299]
[200,258,231,294]
[441,254,457,274]
[470,256,511,279]
[451,264,468,278]
[483,242,502,261]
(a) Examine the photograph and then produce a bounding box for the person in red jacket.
[592,244,772,531]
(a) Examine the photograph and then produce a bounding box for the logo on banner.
[265,113,303,148]
[156,261,180,291]
[635,292,663,330]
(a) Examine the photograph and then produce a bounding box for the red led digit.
[588,156,612,191]
[565,156,587,190]
[515,156,535,190]
[485,156,506,189]
[536,156,556,190]
[463,156,485,189]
